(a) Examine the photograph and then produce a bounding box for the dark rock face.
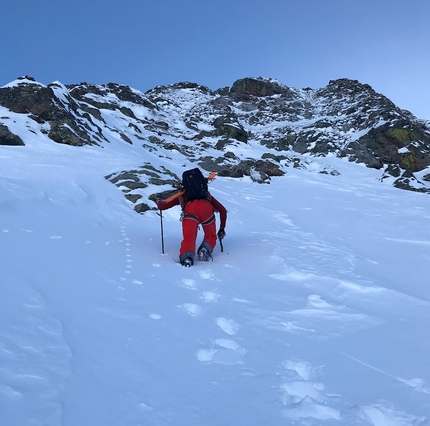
[345,122,430,171]
[0,123,24,146]
[105,163,180,214]
[0,79,98,146]
[1,75,430,205]
[229,77,290,100]
[0,82,54,116]
[212,115,248,143]
[69,82,157,112]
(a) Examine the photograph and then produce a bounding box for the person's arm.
[157,195,180,211]
[210,195,227,230]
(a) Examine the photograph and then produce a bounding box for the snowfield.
[1,139,430,425]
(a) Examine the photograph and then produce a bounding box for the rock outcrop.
[1,75,430,212]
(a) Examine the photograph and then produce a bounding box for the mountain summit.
[1,76,430,212]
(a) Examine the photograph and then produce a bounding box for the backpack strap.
[183,213,199,223]
[183,212,215,226]
[182,199,215,226]
[201,213,215,226]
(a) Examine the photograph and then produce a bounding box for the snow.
[1,78,47,89]
[1,138,430,426]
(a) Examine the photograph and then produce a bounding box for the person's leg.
[197,203,216,260]
[202,220,217,251]
[179,218,198,263]
[183,200,216,261]
[197,220,216,261]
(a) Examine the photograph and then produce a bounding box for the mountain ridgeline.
[1,76,430,213]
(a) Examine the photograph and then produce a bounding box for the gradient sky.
[1,0,429,119]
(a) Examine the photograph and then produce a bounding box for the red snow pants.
[180,200,216,257]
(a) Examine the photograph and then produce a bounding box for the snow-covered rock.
[1,75,430,210]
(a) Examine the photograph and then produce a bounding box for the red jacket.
[157,193,227,229]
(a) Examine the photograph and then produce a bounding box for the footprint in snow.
[137,402,154,413]
[279,358,340,422]
[198,270,215,280]
[179,303,204,317]
[148,313,161,320]
[118,226,133,279]
[180,278,197,290]
[196,338,246,365]
[358,403,426,425]
[201,291,220,303]
[215,317,240,335]
[196,348,217,362]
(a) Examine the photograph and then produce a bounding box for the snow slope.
[1,138,430,426]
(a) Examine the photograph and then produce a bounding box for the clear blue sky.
[1,0,429,119]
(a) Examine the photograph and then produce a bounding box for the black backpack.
[182,168,208,201]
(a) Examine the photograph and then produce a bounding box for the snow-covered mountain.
[1,76,430,425]
[1,76,430,215]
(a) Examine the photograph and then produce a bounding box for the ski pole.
[219,237,224,253]
[159,209,165,254]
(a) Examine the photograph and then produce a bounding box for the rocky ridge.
[1,75,430,213]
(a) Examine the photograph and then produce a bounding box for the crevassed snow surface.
[1,139,430,426]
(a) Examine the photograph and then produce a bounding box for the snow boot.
[181,257,193,267]
[197,242,213,262]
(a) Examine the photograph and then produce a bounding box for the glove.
[217,228,226,240]
[156,197,164,210]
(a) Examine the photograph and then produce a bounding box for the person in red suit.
[157,191,227,266]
